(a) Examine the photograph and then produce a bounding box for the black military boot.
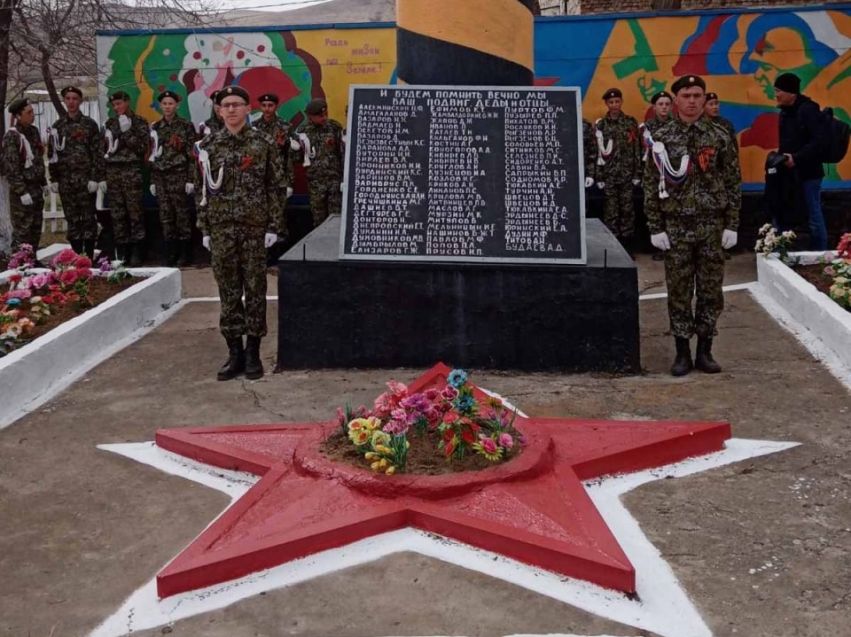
[695,337,722,374]
[129,243,143,267]
[244,336,264,380]
[217,337,245,381]
[177,240,193,267]
[671,337,693,377]
[115,243,128,262]
[161,241,175,267]
[70,239,84,255]
[83,239,96,258]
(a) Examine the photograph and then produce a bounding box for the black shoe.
[83,240,96,257]
[217,337,245,381]
[115,243,128,262]
[244,336,264,380]
[695,337,722,373]
[162,241,177,267]
[652,250,665,261]
[671,337,693,377]
[177,240,193,268]
[724,250,732,260]
[129,243,143,267]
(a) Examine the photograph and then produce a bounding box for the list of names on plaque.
[343,86,583,262]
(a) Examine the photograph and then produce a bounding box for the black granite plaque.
[340,85,586,264]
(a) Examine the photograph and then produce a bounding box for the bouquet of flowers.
[335,369,525,475]
[755,224,797,263]
[824,233,851,310]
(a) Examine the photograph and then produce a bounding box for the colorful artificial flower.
[447,369,468,388]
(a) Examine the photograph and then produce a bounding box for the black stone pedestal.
[277,217,640,373]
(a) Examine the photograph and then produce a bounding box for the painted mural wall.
[97,7,851,188]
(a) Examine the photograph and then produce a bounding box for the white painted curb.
[0,267,182,429]
[756,252,851,375]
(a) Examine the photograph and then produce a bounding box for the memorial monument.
[277,0,640,372]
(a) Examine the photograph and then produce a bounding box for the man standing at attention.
[596,88,641,253]
[47,86,104,257]
[774,72,827,251]
[642,90,674,261]
[644,75,741,376]
[103,91,150,266]
[252,92,294,236]
[3,98,46,253]
[294,98,344,229]
[196,86,286,381]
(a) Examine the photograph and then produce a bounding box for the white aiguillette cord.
[149,129,163,163]
[594,118,613,166]
[194,140,224,207]
[6,128,34,169]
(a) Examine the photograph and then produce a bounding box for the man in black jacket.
[775,72,827,250]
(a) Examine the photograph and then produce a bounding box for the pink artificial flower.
[498,433,514,449]
[424,388,440,401]
[373,391,394,418]
[825,266,836,277]
[441,385,459,401]
[479,436,498,454]
[76,267,92,279]
[386,381,408,397]
[59,269,78,286]
[53,248,77,266]
[75,256,92,269]
[7,288,32,300]
[30,274,49,289]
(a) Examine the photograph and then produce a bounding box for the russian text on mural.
[340,85,586,264]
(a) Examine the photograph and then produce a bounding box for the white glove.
[264,233,278,249]
[650,232,671,251]
[722,229,738,250]
[286,187,293,199]
[118,114,131,132]
[290,139,301,151]
[202,236,212,251]
[98,181,107,193]
[585,177,594,188]
[185,183,194,195]
[149,184,156,196]
[597,181,605,189]
[49,182,60,194]
[20,193,33,206]
[87,181,98,193]
[632,178,641,186]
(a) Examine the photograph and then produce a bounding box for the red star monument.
[154,363,730,599]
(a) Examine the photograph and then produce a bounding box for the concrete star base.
[154,363,730,599]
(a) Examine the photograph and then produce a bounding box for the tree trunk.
[40,47,65,116]
[0,0,18,137]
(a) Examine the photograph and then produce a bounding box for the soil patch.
[791,262,841,302]
[320,427,524,476]
[3,276,140,345]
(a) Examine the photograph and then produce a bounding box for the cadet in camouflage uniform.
[582,119,598,188]
[293,98,344,228]
[199,91,224,138]
[103,90,150,266]
[703,92,738,151]
[641,91,674,261]
[150,90,196,266]
[596,88,642,249]
[3,98,46,252]
[47,86,105,257]
[196,86,285,381]
[252,92,294,237]
[644,75,741,376]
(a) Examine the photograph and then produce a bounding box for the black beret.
[305,98,328,115]
[61,86,83,98]
[110,90,131,102]
[650,91,672,105]
[157,90,180,103]
[215,86,250,104]
[602,88,622,101]
[670,75,706,94]
[258,93,279,104]
[705,92,719,102]
[8,98,30,115]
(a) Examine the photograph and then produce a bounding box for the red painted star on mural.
[154,364,730,599]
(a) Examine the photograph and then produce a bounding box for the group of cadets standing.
[2,85,346,268]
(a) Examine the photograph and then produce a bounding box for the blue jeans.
[802,179,827,251]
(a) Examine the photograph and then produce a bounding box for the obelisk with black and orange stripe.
[396,0,535,86]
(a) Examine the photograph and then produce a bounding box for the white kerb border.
[0,268,182,429]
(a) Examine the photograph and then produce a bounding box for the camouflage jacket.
[642,115,672,137]
[47,112,104,184]
[295,119,344,181]
[194,125,286,236]
[643,116,742,242]
[103,111,150,166]
[253,115,295,187]
[596,113,641,184]
[2,123,46,196]
[199,116,224,138]
[150,115,196,180]
[582,119,598,183]
[710,115,738,152]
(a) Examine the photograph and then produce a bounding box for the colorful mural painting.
[97,6,851,188]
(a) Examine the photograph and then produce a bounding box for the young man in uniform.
[642,90,674,261]
[595,88,642,253]
[47,86,104,257]
[103,90,150,266]
[252,92,294,237]
[199,90,224,138]
[149,90,197,266]
[196,86,286,381]
[644,75,742,376]
[3,98,46,253]
[582,118,598,189]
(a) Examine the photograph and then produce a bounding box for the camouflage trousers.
[152,171,192,241]
[106,164,145,244]
[58,180,98,241]
[665,233,725,339]
[308,177,342,228]
[10,191,44,252]
[602,182,635,238]
[210,225,267,340]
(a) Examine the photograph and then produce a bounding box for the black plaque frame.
[340,84,587,265]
